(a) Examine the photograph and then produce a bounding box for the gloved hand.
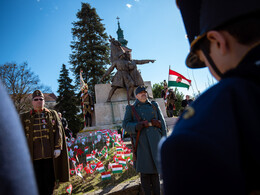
[54,149,61,158]
[135,120,149,132]
[151,119,162,129]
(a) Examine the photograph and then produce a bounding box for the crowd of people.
[161,81,194,117]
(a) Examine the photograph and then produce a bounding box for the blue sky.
[0,0,215,97]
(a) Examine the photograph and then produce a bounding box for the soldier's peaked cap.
[32,90,44,99]
[135,86,148,95]
[176,0,260,68]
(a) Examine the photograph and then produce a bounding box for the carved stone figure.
[100,36,155,102]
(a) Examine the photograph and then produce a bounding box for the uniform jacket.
[123,99,167,174]
[82,93,94,114]
[160,45,260,195]
[21,109,70,182]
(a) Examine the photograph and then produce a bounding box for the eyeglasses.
[33,98,44,101]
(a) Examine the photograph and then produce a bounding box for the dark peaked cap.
[176,0,260,68]
[32,90,44,99]
[177,0,200,46]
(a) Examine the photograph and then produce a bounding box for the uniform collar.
[134,99,152,106]
[30,107,50,115]
[223,44,260,83]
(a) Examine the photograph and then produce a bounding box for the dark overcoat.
[123,99,167,174]
[160,45,260,194]
[0,82,38,195]
[21,109,70,182]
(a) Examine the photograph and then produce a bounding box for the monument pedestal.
[78,81,178,137]
[94,81,167,127]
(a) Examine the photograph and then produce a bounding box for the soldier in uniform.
[160,0,260,194]
[123,86,167,195]
[20,90,69,195]
[81,84,94,127]
[166,89,177,117]
[161,80,168,101]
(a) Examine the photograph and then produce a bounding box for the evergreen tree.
[70,2,110,94]
[173,88,184,116]
[55,64,81,135]
[152,82,164,98]
[152,82,184,116]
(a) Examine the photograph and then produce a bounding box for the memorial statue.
[101,36,155,102]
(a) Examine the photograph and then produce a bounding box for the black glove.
[135,120,149,132]
[151,119,162,129]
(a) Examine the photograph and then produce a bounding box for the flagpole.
[168,65,170,87]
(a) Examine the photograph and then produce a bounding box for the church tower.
[116,17,132,59]
[116,16,128,47]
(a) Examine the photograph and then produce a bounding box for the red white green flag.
[101,171,111,180]
[168,69,191,89]
[116,146,123,152]
[112,164,123,174]
[86,154,93,162]
[118,158,127,166]
[97,162,105,173]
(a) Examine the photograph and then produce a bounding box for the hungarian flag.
[118,158,127,166]
[112,164,123,174]
[101,171,111,181]
[168,69,191,89]
[123,151,132,159]
[116,146,123,152]
[86,154,93,162]
[97,162,105,173]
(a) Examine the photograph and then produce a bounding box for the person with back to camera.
[123,86,167,195]
[160,0,260,194]
[0,81,38,195]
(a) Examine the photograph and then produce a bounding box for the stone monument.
[79,18,175,132]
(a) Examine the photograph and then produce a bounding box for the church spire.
[116,16,128,47]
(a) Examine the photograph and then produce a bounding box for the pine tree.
[70,2,110,94]
[152,82,184,116]
[55,64,82,135]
